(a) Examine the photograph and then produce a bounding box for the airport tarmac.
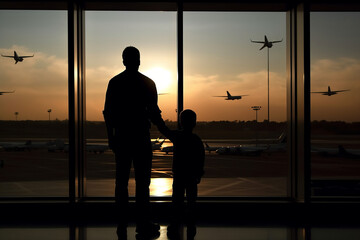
[0,177,287,197]
[0,142,359,197]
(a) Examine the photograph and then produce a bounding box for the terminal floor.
[1,223,360,240]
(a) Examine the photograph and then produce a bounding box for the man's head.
[122,46,140,71]
[180,109,197,131]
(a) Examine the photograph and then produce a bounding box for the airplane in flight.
[311,86,350,96]
[1,51,34,64]
[0,91,15,95]
[251,35,283,50]
[213,91,248,100]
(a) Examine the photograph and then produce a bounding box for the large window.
[85,11,177,197]
[0,10,68,197]
[310,12,360,197]
[184,12,288,196]
[1,1,358,202]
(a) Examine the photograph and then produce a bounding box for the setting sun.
[144,67,173,94]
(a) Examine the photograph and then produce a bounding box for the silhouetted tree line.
[0,120,359,139]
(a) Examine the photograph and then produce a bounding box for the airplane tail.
[328,86,331,93]
[277,132,287,143]
[226,91,231,97]
[264,35,268,43]
[205,142,210,148]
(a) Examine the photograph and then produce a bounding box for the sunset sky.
[1,10,360,122]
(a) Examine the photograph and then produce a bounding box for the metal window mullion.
[77,6,86,200]
[287,2,311,203]
[68,1,86,203]
[177,1,184,127]
[68,2,77,203]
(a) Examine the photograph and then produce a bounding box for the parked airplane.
[216,132,287,156]
[311,86,349,96]
[213,91,248,100]
[1,51,34,64]
[0,141,30,151]
[312,145,360,159]
[161,142,220,154]
[161,145,173,154]
[152,138,166,150]
[0,90,15,95]
[47,140,109,154]
[204,142,220,153]
[86,143,109,154]
[251,35,283,50]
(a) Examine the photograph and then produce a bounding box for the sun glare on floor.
[150,178,173,196]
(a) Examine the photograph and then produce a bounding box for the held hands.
[196,178,201,184]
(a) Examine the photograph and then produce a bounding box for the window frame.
[1,0,358,203]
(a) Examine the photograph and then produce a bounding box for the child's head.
[180,109,197,131]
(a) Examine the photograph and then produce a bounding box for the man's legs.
[133,135,159,234]
[115,151,132,225]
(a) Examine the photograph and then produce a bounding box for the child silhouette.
[159,109,205,239]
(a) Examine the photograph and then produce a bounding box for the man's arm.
[156,121,175,142]
[147,80,164,126]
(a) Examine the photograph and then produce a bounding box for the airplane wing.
[0,91,15,94]
[250,40,265,43]
[1,55,13,58]
[311,91,327,94]
[271,39,283,43]
[20,55,34,58]
[333,89,350,93]
[213,96,228,97]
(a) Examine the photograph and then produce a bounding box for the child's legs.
[186,182,198,225]
[172,178,186,223]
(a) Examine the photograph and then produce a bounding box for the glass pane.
[184,12,287,197]
[310,12,360,197]
[0,10,68,197]
[85,11,177,197]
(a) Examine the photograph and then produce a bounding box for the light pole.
[251,106,261,147]
[251,35,282,122]
[267,47,270,122]
[47,109,52,121]
[251,106,261,123]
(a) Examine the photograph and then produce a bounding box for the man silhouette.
[103,46,163,236]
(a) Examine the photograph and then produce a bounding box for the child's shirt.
[163,129,205,181]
